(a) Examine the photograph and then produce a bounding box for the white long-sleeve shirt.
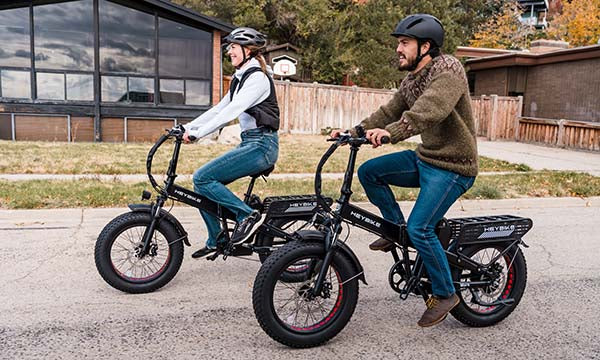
[184,58,272,139]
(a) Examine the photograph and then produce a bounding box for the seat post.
[244,177,257,204]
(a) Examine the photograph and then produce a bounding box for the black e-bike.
[94,125,330,294]
[252,127,532,348]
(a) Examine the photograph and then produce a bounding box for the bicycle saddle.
[250,165,275,179]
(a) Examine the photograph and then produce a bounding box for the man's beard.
[398,55,418,71]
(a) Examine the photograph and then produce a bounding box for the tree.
[547,0,600,47]
[173,0,506,87]
[469,0,536,50]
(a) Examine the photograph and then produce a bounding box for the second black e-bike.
[94,125,330,294]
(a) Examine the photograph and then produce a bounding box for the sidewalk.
[477,138,600,176]
[1,138,598,182]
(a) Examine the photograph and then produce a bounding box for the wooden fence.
[518,117,600,151]
[471,95,523,140]
[224,77,394,133]
[274,81,394,133]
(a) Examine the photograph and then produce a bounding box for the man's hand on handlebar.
[366,128,391,148]
[329,128,346,139]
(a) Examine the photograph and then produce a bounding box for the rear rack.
[447,215,533,244]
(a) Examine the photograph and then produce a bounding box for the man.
[332,14,478,327]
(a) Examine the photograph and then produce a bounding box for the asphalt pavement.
[1,197,599,359]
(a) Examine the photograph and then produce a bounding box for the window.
[129,77,154,103]
[34,0,94,71]
[186,80,210,106]
[99,0,155,75]
[160,79,184,104]
[159,17,211,78]
[102,76,127,102]
[0,7,31,68]
[67,74,93,101]
[36,72,65,100]
[1,70,31,98]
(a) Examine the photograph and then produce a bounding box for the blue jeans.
[357,150,475,297]
[193,128,278,248]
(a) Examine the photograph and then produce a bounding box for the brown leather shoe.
[417,294,460,327]
[369,237,394,251]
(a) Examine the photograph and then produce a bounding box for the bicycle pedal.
[206,252,219,261]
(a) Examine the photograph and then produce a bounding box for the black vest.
[229,67,280,131]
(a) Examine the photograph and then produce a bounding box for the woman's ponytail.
[255,54,268,74]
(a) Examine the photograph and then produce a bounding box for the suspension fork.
[140,196,166,256]
[311,222,341,296]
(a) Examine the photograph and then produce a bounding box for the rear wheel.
[95,212,184,294]
[450,244,527,327]
[253,241,359,348]
[256,217,311,282]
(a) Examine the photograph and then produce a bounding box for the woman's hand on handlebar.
[183,131,193,144]
[366,128,391,148]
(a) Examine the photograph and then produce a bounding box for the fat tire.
[450,245,527,327]
[253,241,359,348]
[255,217,311,283]
[94,212,184,294]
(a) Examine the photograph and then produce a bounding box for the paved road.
[1,197,599,359]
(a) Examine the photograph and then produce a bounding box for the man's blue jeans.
[357,150,475,297]
[193,128,278,248]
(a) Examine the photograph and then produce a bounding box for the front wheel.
[252,241,359,348]
[94,211,184,294]
[450,244,527,327]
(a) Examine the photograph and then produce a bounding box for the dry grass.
[0,135,528,174]
[1,171,598,209]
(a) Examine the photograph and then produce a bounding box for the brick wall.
[473,68,508,96]
[212,29,222,105]
[71,117,94,142]
[14,116,69,141]
[0,114,11,140]
[523,58,600,122]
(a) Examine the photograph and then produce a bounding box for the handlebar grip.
[188,135,197,142]
[381,136,390,144]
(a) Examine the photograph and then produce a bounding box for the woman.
[183,27,280,258]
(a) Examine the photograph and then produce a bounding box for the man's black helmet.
[224,27,267,49]
[391,14,444,48]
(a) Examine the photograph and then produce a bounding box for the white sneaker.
[231,210,264,244]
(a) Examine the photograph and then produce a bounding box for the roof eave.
[147,0,235,33]
[466,45,600,70]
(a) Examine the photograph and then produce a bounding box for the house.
[518,0,549,29]
[0,0,235,142]
[463,40,600,122]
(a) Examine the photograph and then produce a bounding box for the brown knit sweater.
[359,54,478,177]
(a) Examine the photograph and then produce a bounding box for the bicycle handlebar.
[146,125,187,192]
[315,126,389,212]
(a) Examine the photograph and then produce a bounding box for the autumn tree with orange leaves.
[469,0,536,50]
[547,0,600,47]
